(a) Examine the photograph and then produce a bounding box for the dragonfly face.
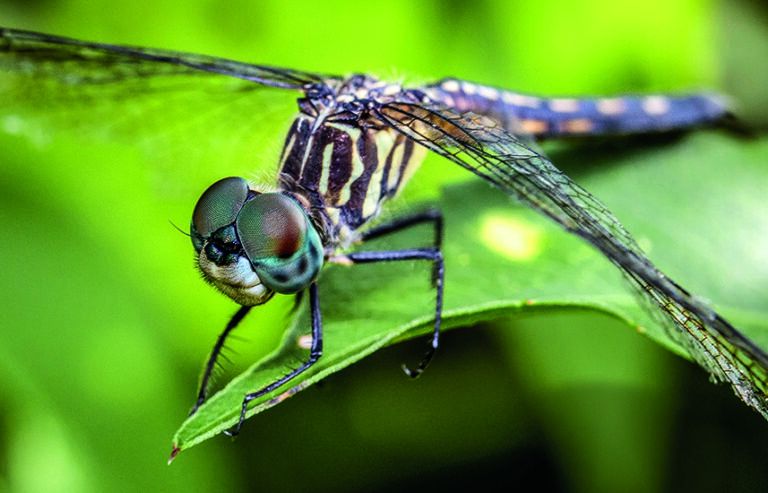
[191,176,324,306]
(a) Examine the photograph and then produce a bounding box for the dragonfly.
[2,27,767,437]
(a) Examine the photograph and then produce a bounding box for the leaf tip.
[167,445,181,465]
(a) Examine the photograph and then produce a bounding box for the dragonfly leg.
[360,209,444,286]
[190,305,252,415]
[224,282,323,437]
[343,247,445,379]
[361,208,443,247]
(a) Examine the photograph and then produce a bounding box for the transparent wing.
[0,27,326,89]
[0,28,335,186]
[377,100,768,417]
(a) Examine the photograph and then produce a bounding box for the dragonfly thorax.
[278,115,426,245]
[280,76,428,247]
[298,75,418,120]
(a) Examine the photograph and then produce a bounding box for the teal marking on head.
[237,193,324,293]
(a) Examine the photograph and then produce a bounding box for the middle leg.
[335,246,445,378]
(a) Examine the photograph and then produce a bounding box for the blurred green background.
[1,0,768,492]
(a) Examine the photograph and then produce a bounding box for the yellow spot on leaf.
[480,212,543,261]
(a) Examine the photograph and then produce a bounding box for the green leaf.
[172,132,768,453]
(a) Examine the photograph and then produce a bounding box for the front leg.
[224,211,445,435]
[225,282,323,437]
[190,305,252,415]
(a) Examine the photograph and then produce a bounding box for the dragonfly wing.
[0,28,335,187]
[0,27,327,89]
[377,100,768,417]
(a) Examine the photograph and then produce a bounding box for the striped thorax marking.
[278,108,426,241]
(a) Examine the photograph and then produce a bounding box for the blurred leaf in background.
[0,1,767,492]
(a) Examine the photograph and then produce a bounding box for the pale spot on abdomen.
[642,96,671,115]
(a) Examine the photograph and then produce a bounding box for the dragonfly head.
[191,177,324,306]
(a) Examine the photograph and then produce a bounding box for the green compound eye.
[236,193,306,260]
[235,193,323,293]
[192,177,250,238]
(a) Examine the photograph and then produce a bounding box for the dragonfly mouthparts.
[198,252,273,307]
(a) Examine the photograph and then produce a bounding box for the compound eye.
[236,193,306,261]
[192,177,250,237]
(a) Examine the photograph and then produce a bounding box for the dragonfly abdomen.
[278,115,426,239]
[426,78,730,139]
